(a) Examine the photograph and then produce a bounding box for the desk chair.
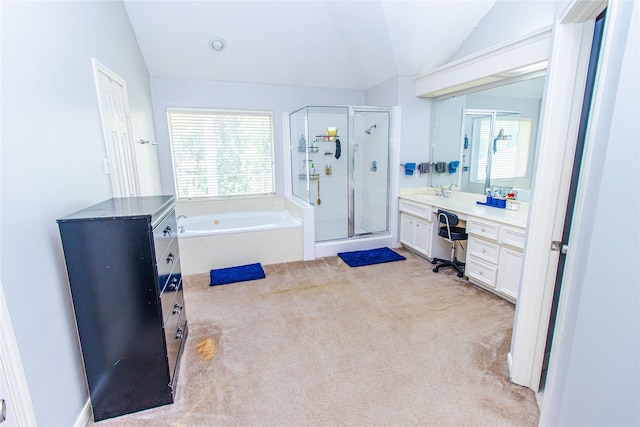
[431,209,468,277]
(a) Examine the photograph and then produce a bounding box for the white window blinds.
[167,109,275,199]
[473,117,532,182]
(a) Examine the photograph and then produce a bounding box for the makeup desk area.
[398,188,529,303]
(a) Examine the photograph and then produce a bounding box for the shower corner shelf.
[298,147,319,153]
[315,135,340,142]
[298,173,320,180]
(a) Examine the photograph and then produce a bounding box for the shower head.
[365,124,377,134]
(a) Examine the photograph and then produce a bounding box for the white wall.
[0,1,159,425]
[448,0,556,62]
[543,1,639,424]
[150,77,364,196]
[366,76,432,189]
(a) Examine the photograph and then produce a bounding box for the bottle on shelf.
[299,134,306,152]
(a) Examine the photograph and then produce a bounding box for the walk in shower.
[289,106,391,245]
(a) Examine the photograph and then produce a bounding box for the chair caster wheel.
[431,260,437,264]
[457,272,464,278]
[433,267,439,273]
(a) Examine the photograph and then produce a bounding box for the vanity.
[399,189,528,303]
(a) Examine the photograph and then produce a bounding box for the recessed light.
[209,37,226,51]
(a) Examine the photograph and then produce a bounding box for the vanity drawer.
[399,199,432,220]
[468,237,500,264]
[466,257,498,287]
[500,226,526,249]
[467,218,499,241]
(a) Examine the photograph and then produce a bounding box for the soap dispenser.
[299,134,306,152]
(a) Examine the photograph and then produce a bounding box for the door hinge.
[551,240,568,254]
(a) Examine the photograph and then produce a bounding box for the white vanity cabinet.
[466,216,525,302]
[496,225,526,300]
[399,199,433,258]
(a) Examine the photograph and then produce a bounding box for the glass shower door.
[352,108,390,236]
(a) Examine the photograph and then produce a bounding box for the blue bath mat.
[338,247,406,268]
[210,263,266,286]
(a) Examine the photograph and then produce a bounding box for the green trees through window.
[167,109,275,199]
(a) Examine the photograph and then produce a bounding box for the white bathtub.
[178,211,302,237]
[176,210,304,274]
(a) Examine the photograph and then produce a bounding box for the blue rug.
[338,247,406,268]
[210,263,266,286]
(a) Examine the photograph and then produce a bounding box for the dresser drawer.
[500,226,526,249]
[467,218,499,241]
[157,238,179,282]
[165,307,187,384]
[466,257,498,287]
[161,275,184,323]
[399,199,432,220]
[468,237,500,264]
[153,212,177,262]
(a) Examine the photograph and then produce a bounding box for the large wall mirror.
[431,74,546,201]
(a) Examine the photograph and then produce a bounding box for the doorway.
[539,8,607,390]
[92,59,140,198]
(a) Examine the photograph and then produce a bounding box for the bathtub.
[179,211,301,237]
[176,209,304,274]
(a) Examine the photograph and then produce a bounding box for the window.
[167,109,275,199]
[471,117,532,183]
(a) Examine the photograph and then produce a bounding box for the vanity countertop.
[399,190,529,229]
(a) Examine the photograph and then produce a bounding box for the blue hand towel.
[404,163,416,176]
[448,161,460,173]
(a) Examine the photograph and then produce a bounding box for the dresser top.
[57,196,175,223]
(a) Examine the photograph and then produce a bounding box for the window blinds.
[167,109,275,199]
[474,118,531,182]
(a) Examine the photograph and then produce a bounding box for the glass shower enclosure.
[290,106,390,242]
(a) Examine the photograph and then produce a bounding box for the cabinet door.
[400,213,415,247]
[497,247,523,300]
[414,217,432,257]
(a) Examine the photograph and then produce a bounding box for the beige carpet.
[94,248,539,426]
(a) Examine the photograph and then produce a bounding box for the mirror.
[431,75,546,201]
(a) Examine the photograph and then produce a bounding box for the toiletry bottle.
[311,163,316,176]
[326,164,331,175]
[299,134,306,152]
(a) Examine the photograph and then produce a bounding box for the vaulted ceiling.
[123,1,497,91]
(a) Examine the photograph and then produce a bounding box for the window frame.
[167,107,276,201]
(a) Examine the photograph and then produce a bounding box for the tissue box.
[506,200,520,211]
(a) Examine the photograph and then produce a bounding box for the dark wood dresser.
[57,196,187,421]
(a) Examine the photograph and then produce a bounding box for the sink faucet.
[177,214,187,221]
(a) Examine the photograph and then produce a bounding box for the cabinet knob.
[175,326,184,340]
[172,303,183,315]
[166,252,175,264]
[163,226,172,236]
[482,249,486,253]
[481,227,486,232]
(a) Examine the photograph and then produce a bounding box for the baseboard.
[74,399,92,427]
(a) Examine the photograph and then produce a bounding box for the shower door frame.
[348,106,392,239]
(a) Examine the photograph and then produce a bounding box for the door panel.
[353,110,389,236]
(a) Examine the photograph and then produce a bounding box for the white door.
[0,358,18,427]
[93,59,140,198]
[0,284,37,426]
